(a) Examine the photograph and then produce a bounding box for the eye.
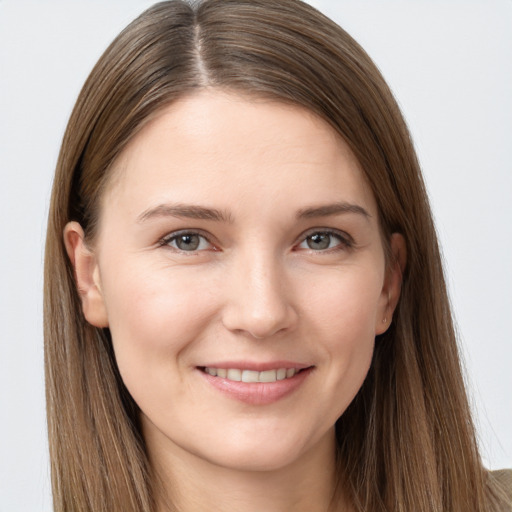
[161,231,213,252]
[297,230,351,251]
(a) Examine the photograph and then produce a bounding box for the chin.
[192,426,334,474]
[203,443,306,473]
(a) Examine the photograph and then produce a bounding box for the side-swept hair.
[44,1,507,510]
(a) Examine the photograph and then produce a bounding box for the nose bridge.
[222,245,296,338]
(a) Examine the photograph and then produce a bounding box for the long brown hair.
[44,1,506,510]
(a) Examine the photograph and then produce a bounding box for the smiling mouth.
[199,367,308,383]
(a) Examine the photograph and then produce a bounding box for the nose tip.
[221,264,298,339]
[236,305,292,339]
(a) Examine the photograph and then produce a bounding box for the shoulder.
[489,469,512,511]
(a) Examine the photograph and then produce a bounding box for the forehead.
[103,90,378,220]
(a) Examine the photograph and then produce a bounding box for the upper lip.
[197,361,312,372]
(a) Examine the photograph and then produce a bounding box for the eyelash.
[158,230,215,253]
[296,229,354,253]
[158,228,354,254]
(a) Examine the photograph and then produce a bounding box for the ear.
[375,233,407,335]
[63,221,109,328]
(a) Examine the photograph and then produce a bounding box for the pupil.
[308,233,330,250]
[177,234,200,251]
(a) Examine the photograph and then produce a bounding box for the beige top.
[490,469,512,511]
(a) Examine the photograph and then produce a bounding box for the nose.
[221,252,298,339]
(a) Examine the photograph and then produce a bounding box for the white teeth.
[276,368,287,380]
[242,370,259,383]
[204,367,301,383]
[226,368,242,381]
[259,370,277,383]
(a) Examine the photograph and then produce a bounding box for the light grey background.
[1,1,511,510]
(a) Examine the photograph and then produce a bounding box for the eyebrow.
[296,202,371,220]
[137,201,370,224]
[137,203,233,223]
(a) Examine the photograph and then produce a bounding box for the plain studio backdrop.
[0,1,511,510]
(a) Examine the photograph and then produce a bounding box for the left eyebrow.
[296,202,371,220]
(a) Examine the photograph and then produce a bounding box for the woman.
[44,0,511,511]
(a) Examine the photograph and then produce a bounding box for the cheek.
[303,263,383,339]
[331,267,382,358]
[300,265,382,410]
[100,260,220,381]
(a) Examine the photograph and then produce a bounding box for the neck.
[147,427,348,512]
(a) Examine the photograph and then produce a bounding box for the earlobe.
[63,222,109,328]
[375,233,407,335]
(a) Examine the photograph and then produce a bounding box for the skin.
[65,90,405,512]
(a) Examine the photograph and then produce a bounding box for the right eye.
[160,231,213,252]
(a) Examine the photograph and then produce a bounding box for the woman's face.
[66,91,403,473]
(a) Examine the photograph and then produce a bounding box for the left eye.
[163,232,212,252]
[298,231,346,251]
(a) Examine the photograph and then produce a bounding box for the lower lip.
[198,368,313,405]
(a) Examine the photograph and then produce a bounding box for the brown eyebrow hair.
[296,201,371,220]
[137,201,370,224]
[137,203,234,223]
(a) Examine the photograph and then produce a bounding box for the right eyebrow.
[136,203,234,223]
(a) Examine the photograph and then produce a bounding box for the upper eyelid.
[159,229,215,247]
[297,227,354,244]
[157,227,354,249]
